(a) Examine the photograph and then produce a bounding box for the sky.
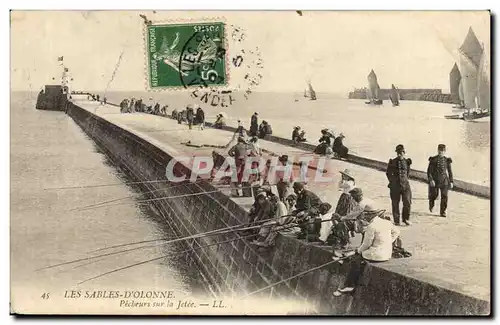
[10,10,490,93]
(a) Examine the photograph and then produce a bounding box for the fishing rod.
[44,178,172,191]
[87,213,284,254]
[76,219,319,285]
[77,233,257,285]
[242,257,351,298]
[69,180,202,211]
[44,216,294,273]
[74,190,221,212]
[69,179,208,211]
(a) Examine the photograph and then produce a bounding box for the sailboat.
[365,70,383,105]
[449,63,464,109]
[447,27,490,121]
[305,81,317,100]
[389,84,400,107]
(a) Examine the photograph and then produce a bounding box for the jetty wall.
[204,123,490,199]
[348,89,458,104]
[65,101,490,315]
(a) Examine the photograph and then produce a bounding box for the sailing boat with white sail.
[446,27,489,121]
[365,70,383,105]
[389,84,400,106]
[305,81,317,100]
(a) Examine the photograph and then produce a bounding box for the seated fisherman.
[314,129,333,155]
[252,191,288,248]
[291,182,322,240]
[248,189,273,227]
[326,188,372,249]
[258,120,273,139]
[333,204,400,297]
[292,126,307,143]
[213,114,226,129]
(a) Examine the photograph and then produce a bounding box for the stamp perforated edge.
[142,16,230,92]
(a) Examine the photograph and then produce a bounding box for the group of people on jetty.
[88,96,453,296]
[223,138,452,297]
[313,128,349,159]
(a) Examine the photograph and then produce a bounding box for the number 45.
[41,293,50,299]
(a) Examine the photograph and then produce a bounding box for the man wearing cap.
[386,144,413,226]
[427,144,454,217]
[333,204,400,296]
[250,112,259,136]
[291,182,323,240]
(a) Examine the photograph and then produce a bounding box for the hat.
[319,202,332,213]
[395,144,405,153]
[359,204,385,223]
[294,126,301,130]
[339,169,355,180]
[349,188,363,197]
[278,155,289,162]
[339,133,345,138]
[293,182,305,191]
[254,112,259,115]
[438,144,446,150]
[286,193,297,201]
[256,191,267,199]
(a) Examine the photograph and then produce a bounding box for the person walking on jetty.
[427,144,454,217]
[333,204,400,297]
[291,182,322,240]
[186,105,195,129]
[386,144,413,226]
[228,136,248,196]
[333,133,349,159]
[250,112,259,136]
[195,106,205,130]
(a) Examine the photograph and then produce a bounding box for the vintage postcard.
[10,10,491,315]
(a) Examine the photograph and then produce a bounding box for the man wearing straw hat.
[386,144,413,226]
[333,203,400,297]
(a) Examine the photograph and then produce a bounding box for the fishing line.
[73,190,221,212]
[77,233,256,285]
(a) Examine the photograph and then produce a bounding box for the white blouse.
[338,180,355,193]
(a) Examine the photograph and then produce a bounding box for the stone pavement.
[75,100,490,302]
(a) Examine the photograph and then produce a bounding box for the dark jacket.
[295,190,322,215]
[228,143,247,159]
[186,108,194,121]
[386,157,412,189]
[427,155,453,187]
[292,129,300,141]
[249,198,272,224]
[196,109,205,123]
[319,135,332,146]
[250,114,258,133]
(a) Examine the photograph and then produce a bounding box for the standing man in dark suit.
[427,144,454,217]
[386,144,412,226]
[250,112,259,136]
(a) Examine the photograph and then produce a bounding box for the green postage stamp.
[146,21,227,89]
